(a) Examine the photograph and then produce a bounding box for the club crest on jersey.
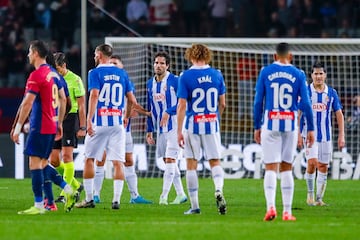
[154,93,165,102]
[312,103,327,111]
[197,75,212,83]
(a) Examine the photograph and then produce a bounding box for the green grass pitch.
[0,178,359,240]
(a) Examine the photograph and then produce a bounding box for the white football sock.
[125,165,139,199]
[211,165,224,192]
[94,166,104,196]
[281,170,294,214]
[83,178,94,202]
[316,171,327,201]
[161,163,175,199]
[305,172,315,196]
[173,163,185,196]
[186,170,199,209]
[264,170,277,211]
[113,179,124,203]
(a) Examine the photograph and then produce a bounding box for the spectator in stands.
[126,0,149,36]
[7,39,27,88]
[208,0,231,37]
[179,0,207,36]
[51,0,77,51]
[149,0,177,37]
[300,0,321,37]
[267,11,287,37]
[34,1,51,29]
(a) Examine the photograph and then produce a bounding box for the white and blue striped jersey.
[147,71,178,133]
[177,65,226,135]
[300,83,342,142]
[253,61,314,132]
[88,64,133,126]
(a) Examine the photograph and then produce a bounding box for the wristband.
[13,123,22,135]
[79,126,86,131]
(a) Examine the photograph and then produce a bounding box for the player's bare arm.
[335,109,345,150]
[11,93,36,144]
[77,95,86,137]
[86,89,99,136]
[176,98,186,148]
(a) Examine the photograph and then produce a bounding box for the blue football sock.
[43,166,54,204]
[44,164,67,189]
[31,169,44,203]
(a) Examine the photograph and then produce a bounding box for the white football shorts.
[183,131,221,161]
[156,129,179,160]
[84,125,126,162]
[304,139,332,164]
[261,128,297,164]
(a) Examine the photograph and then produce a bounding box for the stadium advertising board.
[1,133,359,180]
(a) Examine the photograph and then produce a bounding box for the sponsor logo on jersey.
[98,108,122,116]
[268,111,295,120]
[194,113,217,123]
[312,103,327,112]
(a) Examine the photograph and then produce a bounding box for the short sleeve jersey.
[253,61,314,132]
[300,83,342,142]
[26,64,60,134]
[88,64,133,126]
[177,65,226,135]
[146,71,178,133]
[63,70,85,113]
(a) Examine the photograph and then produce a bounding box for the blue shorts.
[24,132,55,159]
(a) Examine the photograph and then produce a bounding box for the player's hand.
[160,112,169,127]
[297,133,303,149]
[123,117,129,128]
[146,132,155,145]
[10,132,20,144]
[55,125,63,141]
[306,131,315,148]
[178,131,184,148]
[338,134,345,150]
[87,121,95,137]
[254,129,261,144]
[77,129,86,138]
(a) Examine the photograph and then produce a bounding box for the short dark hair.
[154,51,170,65]
[53,52,67,66]
[276,42,290,56]
[30,40,49,59]
[95,44,113,57]
[110,54,122,61]
[312,61,326,73]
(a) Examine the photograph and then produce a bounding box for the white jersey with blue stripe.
[253,61,314,132]
[177,65,226,135]
[146,71,178,133]
[300,83,342,142]
[88,64,133,127]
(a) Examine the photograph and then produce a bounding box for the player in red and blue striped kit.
[299,61,345,206]
[177,44,227,215]
[253,42,315,221]
[10,40,76,214]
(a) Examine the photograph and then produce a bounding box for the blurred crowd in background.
[0,0,359,88]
